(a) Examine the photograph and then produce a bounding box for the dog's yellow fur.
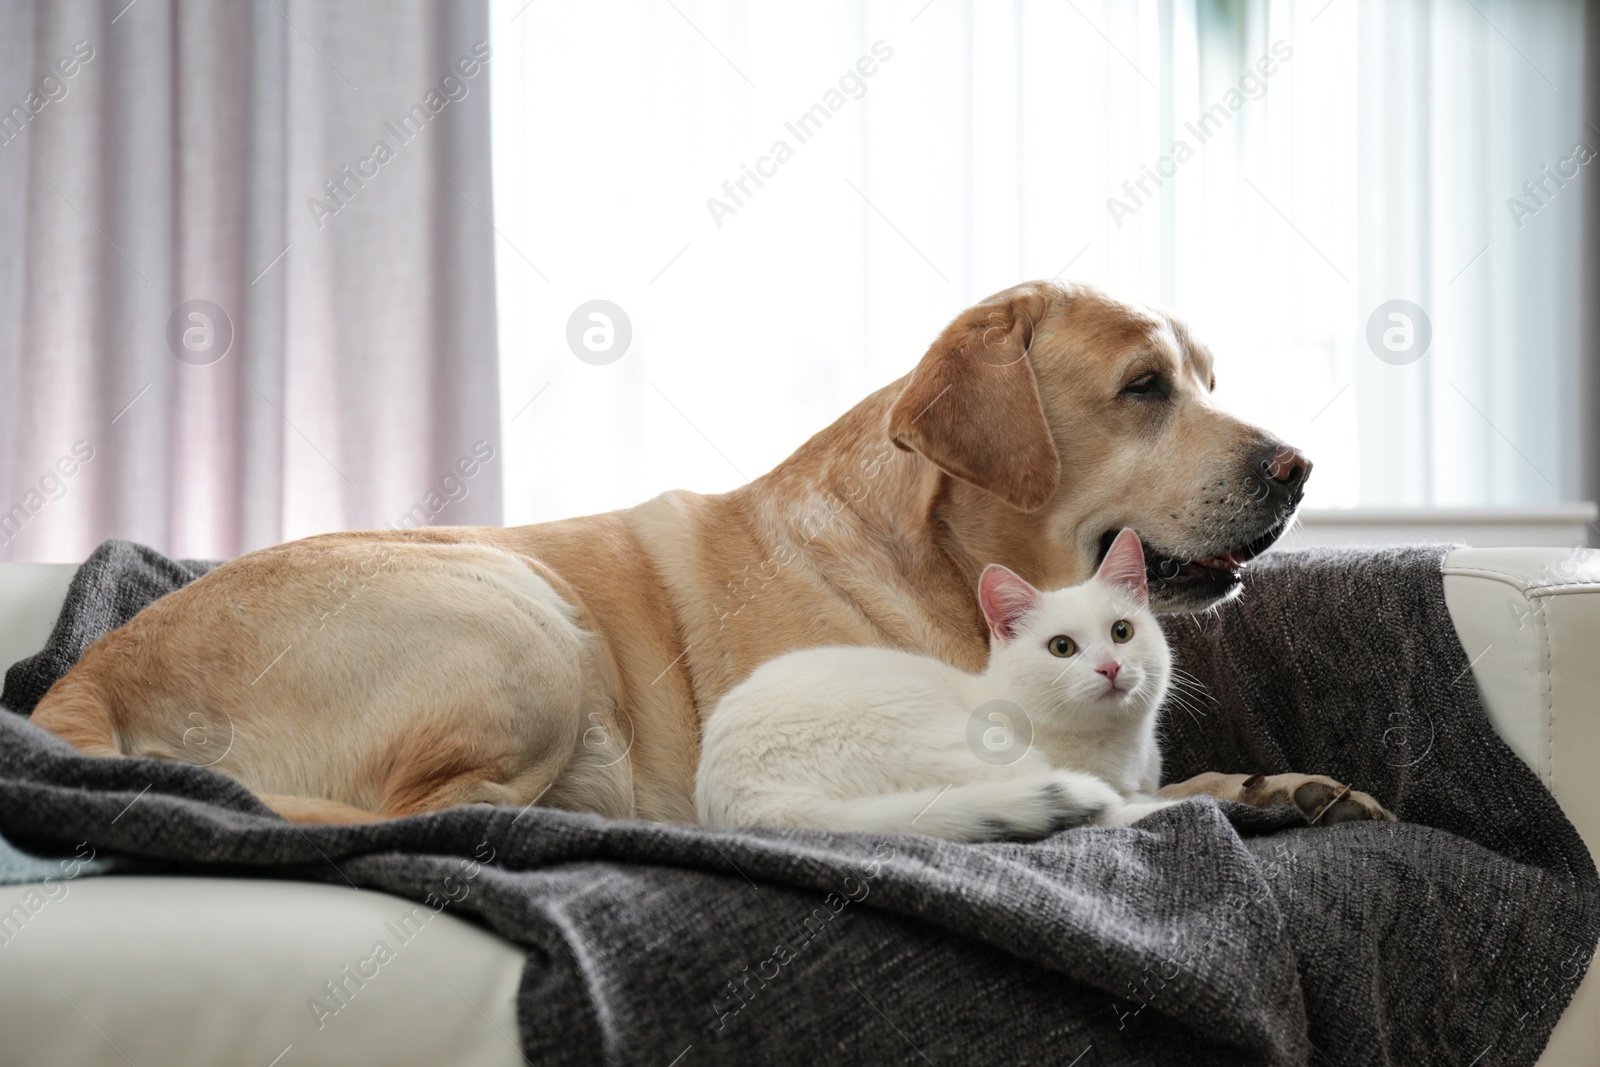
[32,281,1392,825]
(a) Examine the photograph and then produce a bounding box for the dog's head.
[887,280,1309,613]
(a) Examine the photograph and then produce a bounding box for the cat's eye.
[1047,635,1077,657]
[1111,620,1134,643]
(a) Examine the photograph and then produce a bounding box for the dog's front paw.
[1243,772,1396,824]
[1159,771,1397,824]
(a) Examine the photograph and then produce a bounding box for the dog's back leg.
[36,540,629,825]
[260,794,383,825]
[31,677,120,756]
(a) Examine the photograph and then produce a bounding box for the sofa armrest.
[0,564,76,673]
[1443,546,1600,1067]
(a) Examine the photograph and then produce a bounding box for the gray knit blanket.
[1,540,1595,1065]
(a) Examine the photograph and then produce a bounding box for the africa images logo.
[1105,40,1292,227]
[305,42,492,229]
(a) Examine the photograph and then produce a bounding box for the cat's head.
[978,528,1170,720]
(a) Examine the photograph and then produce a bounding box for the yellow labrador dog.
[33,281,1390,827]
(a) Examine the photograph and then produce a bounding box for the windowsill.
[1279,503,1598,549]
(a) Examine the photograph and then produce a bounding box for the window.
[490,0,1590,528]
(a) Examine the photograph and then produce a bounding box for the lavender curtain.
[0,0,501,562]
[1584,1,1600,547]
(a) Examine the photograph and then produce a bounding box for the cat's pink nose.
[1096,661,1121,684]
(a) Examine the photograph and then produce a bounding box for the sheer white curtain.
[489,0,1588,524]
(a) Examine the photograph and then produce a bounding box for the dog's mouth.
[1097,511,1294,605]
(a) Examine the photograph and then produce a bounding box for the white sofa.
[1,549,1597,1067]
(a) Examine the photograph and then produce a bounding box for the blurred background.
[1,0,1596,562]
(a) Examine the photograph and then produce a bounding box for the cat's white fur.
[696,529,1181,840]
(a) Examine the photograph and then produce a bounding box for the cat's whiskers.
[1166,678,1212,702]
[1163,690,1206,726]
[1161,667,1217,727]
[1164,690,1212,722]
[1113,676,1156,715]
[1167,667,1218,708]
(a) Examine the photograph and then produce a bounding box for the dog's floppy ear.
[886,286,1059,512]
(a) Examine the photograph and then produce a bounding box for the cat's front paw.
[1096,797,1182,828]
[979,771,1122,840]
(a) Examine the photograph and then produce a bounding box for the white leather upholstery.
[0,567,527,1067]
[0,564,75,670]
[0,876,526,1067]
[0,550,1595,1065]
[1444,547,1600,1067]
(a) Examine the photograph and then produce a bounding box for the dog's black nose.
[1261,445,1312,489]
[1249,444,1311,506]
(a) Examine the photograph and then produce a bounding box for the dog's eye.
[1111,620,1134,643]
[1047,635,1077,658]
[1123,373,1162,396]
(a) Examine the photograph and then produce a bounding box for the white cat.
[696,528,1181,841]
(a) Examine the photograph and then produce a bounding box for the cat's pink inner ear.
[978,564,1040,640]
[1096,528,1149,606]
